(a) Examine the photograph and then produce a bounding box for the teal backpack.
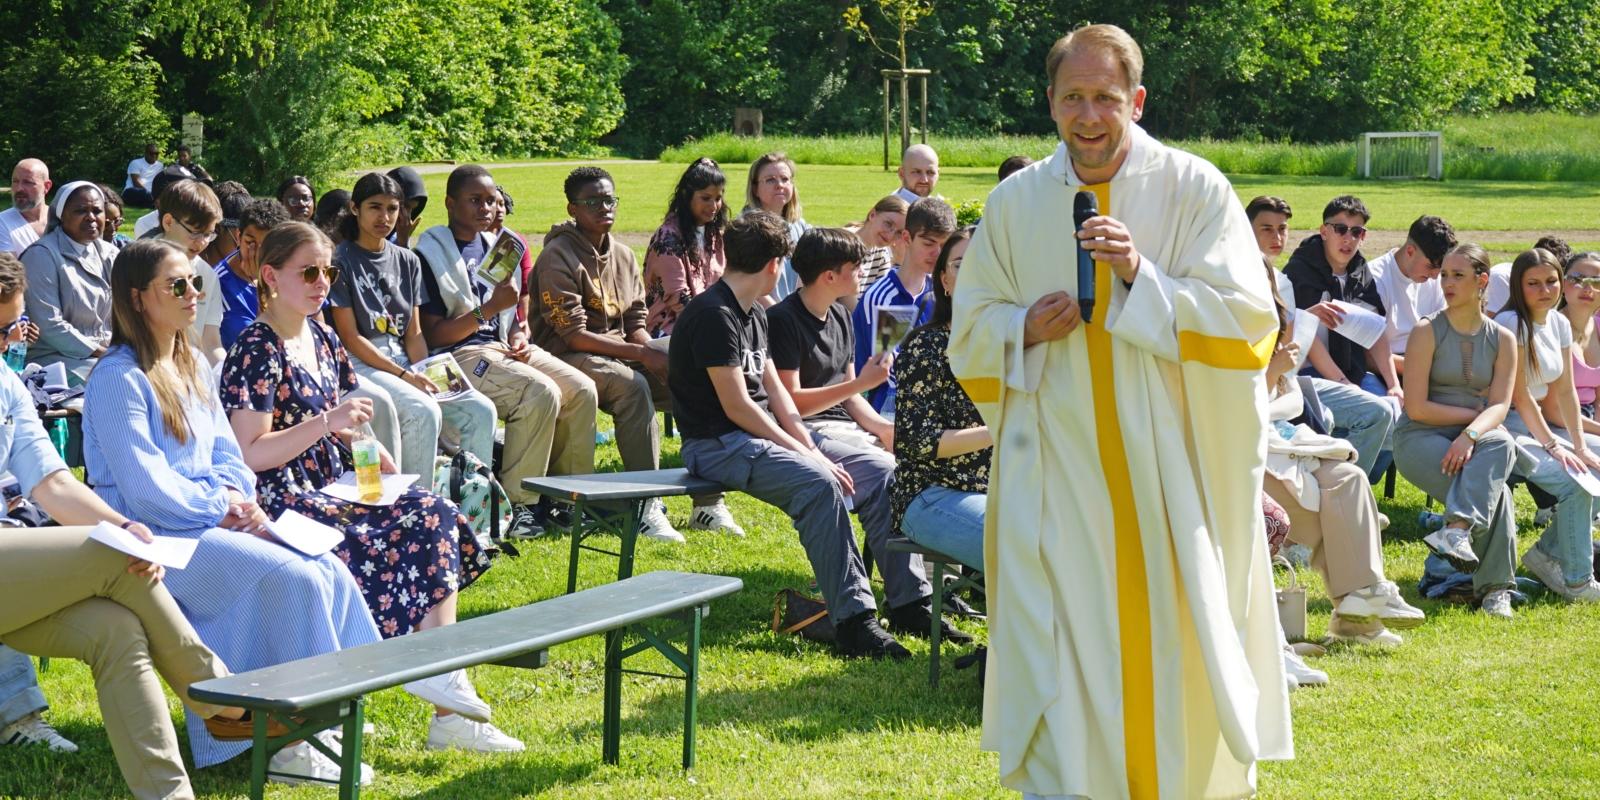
[433,450,517,557]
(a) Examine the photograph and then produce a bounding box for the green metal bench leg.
[249,712,270,800]
[616,499,642,584]
[567,501,588,594]
[929,558,946,688]
[338,698,365,800]
[681,606,702,770]
[602,628,624,765]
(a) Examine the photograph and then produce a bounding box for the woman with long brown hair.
[81,239,382,785]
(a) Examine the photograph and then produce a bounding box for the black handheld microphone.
[1073,190,1098,323]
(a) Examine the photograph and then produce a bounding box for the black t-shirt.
[669,281,769,439]
[419,236,499,349]
[767,293,853,422]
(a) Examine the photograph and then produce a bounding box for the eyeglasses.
[1324,222,1368,239]
[574,195,620,210]
[295,265,340,284]
[176,219,218,246]
[165,275,205,298]
[0,318,24,339]
[1566,273,1600,290]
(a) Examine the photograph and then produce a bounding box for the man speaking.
[948,24,1291,799]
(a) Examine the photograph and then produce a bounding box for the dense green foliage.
[0,0,624,191]
[4,0,1600,186]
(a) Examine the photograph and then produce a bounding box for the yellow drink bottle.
[352,423,383,502]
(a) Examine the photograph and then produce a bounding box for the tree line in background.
[1,0,1596,190]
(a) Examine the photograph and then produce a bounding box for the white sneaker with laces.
[268,739,373,787]
[1560,578,1600,603]
[0,712,77,752]
[687,501,746,537]
[639,500,686,543]
[1424,526,1480,573]
[1480,588,1514,619]
[1519,546,1599,602]
[404,669,491,722]
[426,713,526,753]
[1335,581,1426,629]
[1282,647,1329,687]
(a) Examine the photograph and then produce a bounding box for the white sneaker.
[1335,581,1426,629]
[639,500,686,543]
[426,713,526,753]
[268,739,373,787]
[1376,512,1390,531]
[1481,588,1515,619]
[0,712,77,752]
[1284,671,1300,693]
[1424,526,1480,573]
[1326,613,1404,646]
[1282,647,1328,687]
[1519,546,1600,601]
[687,501,746,537]
[404,669,491,722]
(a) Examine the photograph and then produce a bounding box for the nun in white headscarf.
[17,180,119,385]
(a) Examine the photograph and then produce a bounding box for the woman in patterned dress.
[220,222,522,753]
[643,157,728,336]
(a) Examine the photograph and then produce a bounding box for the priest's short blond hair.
[1046,24,1144,91]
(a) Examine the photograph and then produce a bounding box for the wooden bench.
[189,570,743,800]
[523,469,725,594]
[885,537,984,687]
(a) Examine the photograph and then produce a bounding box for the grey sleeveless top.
[1422,312,1501,411]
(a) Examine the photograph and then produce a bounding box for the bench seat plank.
[190,571,742,712]
[522,469,723,503]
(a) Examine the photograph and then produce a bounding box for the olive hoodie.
[529,221,646,356]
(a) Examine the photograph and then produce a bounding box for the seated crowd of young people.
[3,141,1599,797]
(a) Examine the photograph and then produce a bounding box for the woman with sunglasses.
[1494,248,1600,603]
[644,157,728,336]
[1393,243,1523,619]
[18,181,117,386]
[221,222,522,754]
[1558,252,1600,424]
[81,240,383,785]
[330,172,497,479]
[154,179,227,366]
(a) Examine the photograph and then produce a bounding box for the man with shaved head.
[894,144,939,204]
[0,159,50,255]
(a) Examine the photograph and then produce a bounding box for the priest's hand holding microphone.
[1022,189,1143,347]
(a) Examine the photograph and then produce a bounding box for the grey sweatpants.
[1393,422,1519,595]
[681,429,929,622]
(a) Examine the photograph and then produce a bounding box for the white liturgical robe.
[949,126,1292,799]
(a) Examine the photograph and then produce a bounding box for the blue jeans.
[0,644,46,728]
[1309,375,1396,477]
[1506,414,1599,585]
[902,485,985,570]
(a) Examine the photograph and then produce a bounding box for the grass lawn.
[4,421,1600,799]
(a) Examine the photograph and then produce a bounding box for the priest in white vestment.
[948,24,1292,800]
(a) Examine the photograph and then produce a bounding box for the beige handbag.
[1273,555,1307,641]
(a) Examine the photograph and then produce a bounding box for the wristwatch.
[1464,429,1480,442]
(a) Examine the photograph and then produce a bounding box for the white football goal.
[1358,131,1443,180]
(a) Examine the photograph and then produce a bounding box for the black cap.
[387,166,428,218]
[152,165,197,201]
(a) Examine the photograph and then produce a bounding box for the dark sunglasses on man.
[1323,221,1368,239]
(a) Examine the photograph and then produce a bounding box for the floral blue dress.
[220,320,491,638]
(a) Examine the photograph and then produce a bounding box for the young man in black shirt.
[415,165,598,537]
[670,212,938,659]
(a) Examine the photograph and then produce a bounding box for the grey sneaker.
[1480,588,1514,620]
[1521,546,1568,595]
[1424,526,1480,573]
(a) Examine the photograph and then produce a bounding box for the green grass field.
[12,156,1600,798]
[657,112,1600,181]
[5,425,1599,799]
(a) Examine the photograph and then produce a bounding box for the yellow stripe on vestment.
[1177,328,1277,370]
[1083,181,1159,799]
[957,376,1001,404]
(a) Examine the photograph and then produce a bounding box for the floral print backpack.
[432,450,516,557]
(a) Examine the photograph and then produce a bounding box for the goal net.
[1358,131,1443,180]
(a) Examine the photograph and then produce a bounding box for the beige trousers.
[453,342,598,504]
[1264,458,1387,599]
[0,527,229,800]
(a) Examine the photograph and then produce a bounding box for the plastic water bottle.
[5,315,28,372]
[352,423,383,502]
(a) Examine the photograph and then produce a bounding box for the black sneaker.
[885,601,976,645]
[507,504,546,539]
[834,611,911,660]
[945,593,986,620]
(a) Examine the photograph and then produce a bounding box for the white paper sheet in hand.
[264,510,345,556]
[1329,300,1387,349]
[320,472,419,506]
[86,521,199,569]
[1565,464,1600,497]
[1290,309,1320,369]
